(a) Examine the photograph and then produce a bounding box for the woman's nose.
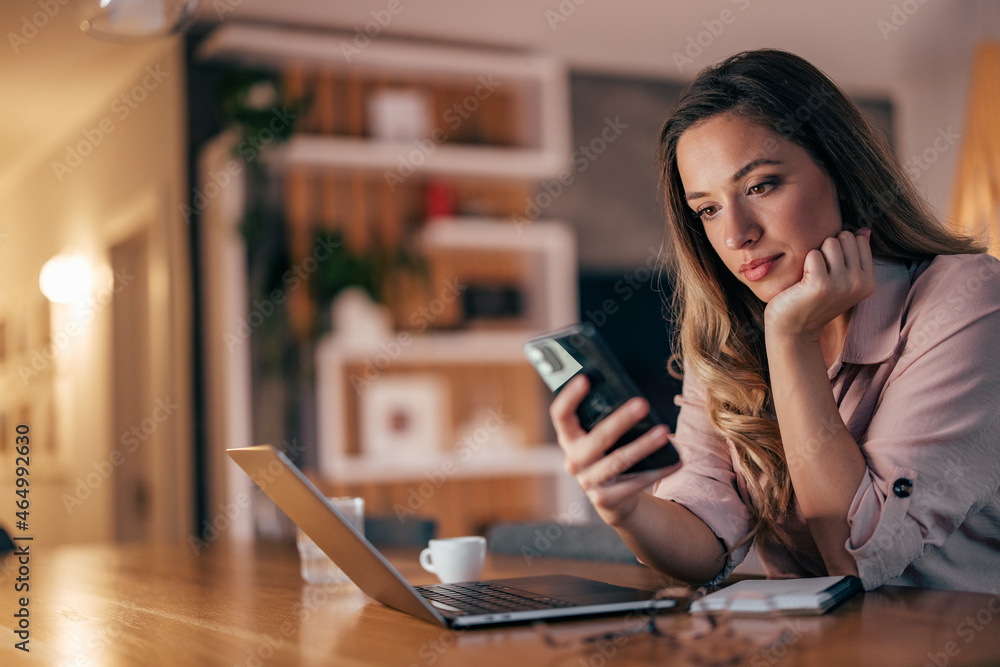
[723,205,762,250]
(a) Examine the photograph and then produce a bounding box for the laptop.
[227,445,677,628]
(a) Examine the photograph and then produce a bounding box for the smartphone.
[524,322,680,475]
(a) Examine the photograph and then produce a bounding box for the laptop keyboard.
[417,582,576,615]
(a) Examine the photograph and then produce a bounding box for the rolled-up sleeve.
[846,256,1000,590]
[653,367,751,585]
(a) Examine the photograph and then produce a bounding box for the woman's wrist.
[599,492,645,529]
[765,327,824,361]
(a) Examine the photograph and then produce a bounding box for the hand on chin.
[763,229,875,340]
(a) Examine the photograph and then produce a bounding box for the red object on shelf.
[423,180,456,221]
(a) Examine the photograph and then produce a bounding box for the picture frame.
[359,374,449,459]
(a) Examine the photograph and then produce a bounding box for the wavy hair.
[658,49,983,551]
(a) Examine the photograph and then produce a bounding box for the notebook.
[689,575,863,615]
[227,445,677,628]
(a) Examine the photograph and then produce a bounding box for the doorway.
[110,228,152,541]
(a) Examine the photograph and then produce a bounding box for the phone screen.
[525,323,680,475]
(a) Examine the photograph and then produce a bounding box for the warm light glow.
[39,255,92,304]
[950,42,1000,258]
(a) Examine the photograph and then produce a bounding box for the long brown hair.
[658,49,983,551]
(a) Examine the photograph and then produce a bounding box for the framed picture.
[359,374,449,459]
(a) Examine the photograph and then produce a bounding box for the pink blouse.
[653,254,1000,593]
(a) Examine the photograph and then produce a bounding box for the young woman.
[550,49,1000,593]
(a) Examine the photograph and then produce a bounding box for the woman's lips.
[739,254,782,282]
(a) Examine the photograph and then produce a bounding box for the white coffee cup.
[419,536,487,584]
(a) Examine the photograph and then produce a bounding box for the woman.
[551,49,1000,593]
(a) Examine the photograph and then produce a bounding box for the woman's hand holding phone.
[550,374,681,527]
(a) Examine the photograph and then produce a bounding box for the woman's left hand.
[764,228,875,339]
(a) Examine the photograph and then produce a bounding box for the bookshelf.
[197,24,584,537]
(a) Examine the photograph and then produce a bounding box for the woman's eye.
[695,205,718,221]
[747,179,776,195]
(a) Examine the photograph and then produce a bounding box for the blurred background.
[0,0,997,550]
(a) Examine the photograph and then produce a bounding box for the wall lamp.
[39,255,92,304]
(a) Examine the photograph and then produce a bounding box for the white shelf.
[197,23,562,82]
[272,135,566,180]
[320,446,566,484]
[197,23,571,180]
[321,329,536,365]
[420,217,575,250]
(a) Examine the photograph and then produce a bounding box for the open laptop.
[227,445,677,628]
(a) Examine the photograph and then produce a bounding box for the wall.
[894,73,971,226]
[0,41,193,546]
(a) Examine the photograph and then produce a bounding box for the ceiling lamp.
[73,0,200,41]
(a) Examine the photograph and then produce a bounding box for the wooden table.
[2,540,999,666]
